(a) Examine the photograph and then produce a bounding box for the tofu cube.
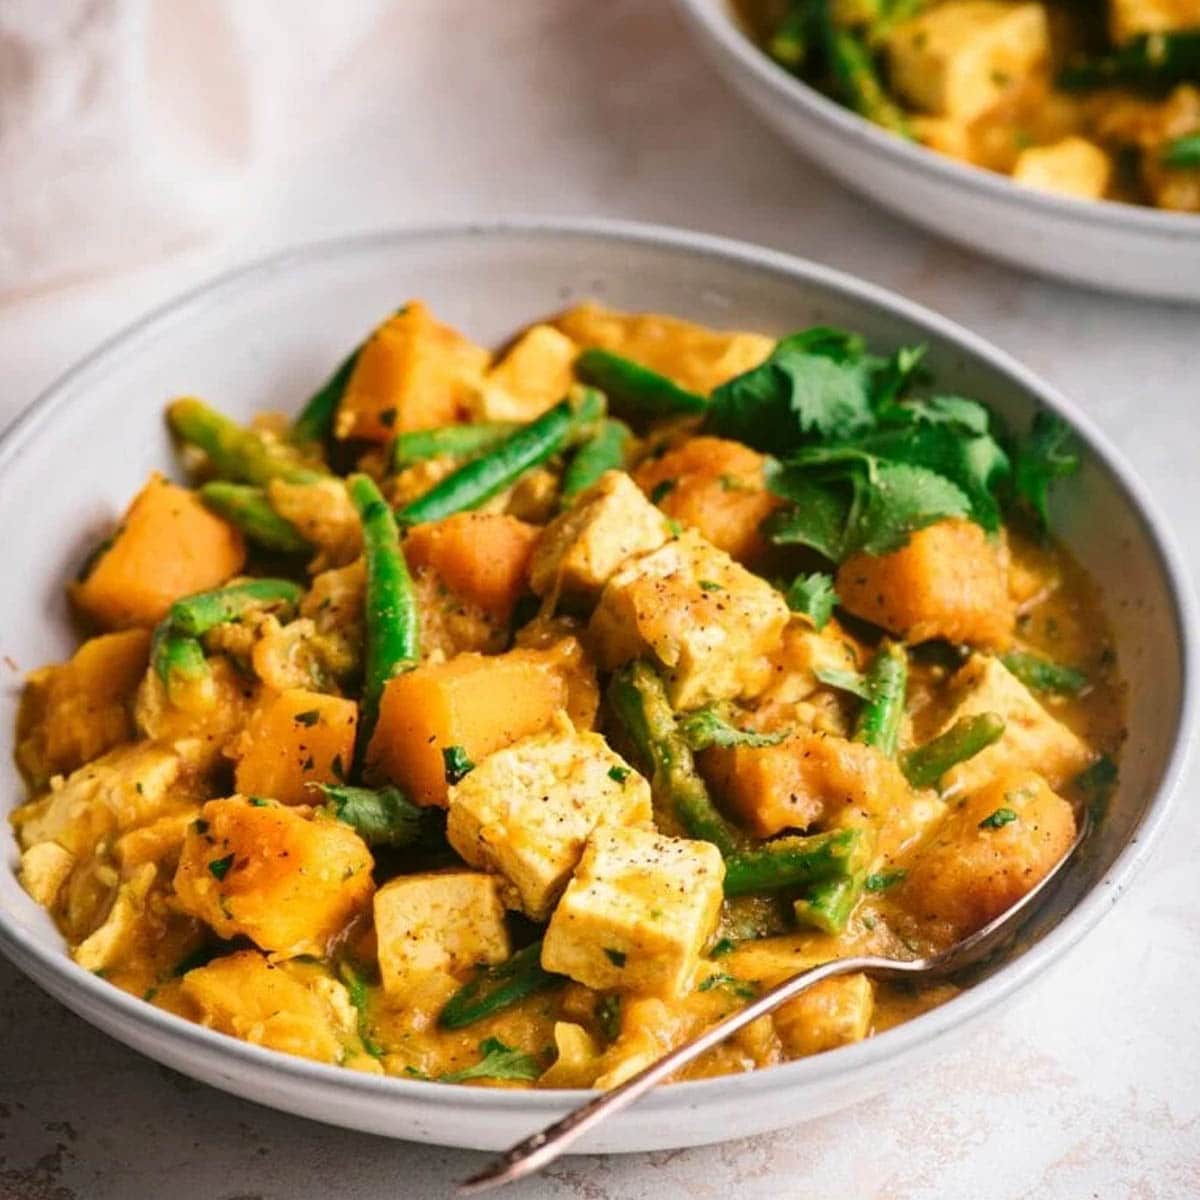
[589,529,789,709]
[836,518,1014,648]
[888,2,1049,122]
[474,324,578,421]
[530,470,672,602]
[173,797,374,957]
[373,871,510,997]
[18,841,76,909]
[1109,0,1200,43]
[447,725,653,919]
[541,827,725,997]
[936,655,1095,794]
[1013,137,1112,200]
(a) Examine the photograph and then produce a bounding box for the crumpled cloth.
[0,0,384,295]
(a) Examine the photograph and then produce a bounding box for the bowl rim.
[674,0,1200,241]
[0,216,1195,1117]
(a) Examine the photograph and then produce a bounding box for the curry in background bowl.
[10,298,1123,1089]
[739,0,1200,210]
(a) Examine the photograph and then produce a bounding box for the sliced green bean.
[767,2,813,69]
[439,942,563,1030]
[793,874,864,935]
[1001,651,1086,696]
[607,662,742,857]
[900,712,1006,790]
[391,422,520,472]
[854,640,907,757]
[398,388,604,526]
[198,482,309,555]
[151,629,207,694]
[723,828,868,897]
[1163,132,1200,169]
[319,783,443,850]
[824,21,911,136]
[1059,31,1200,91]
[168,397,323,485]
[348,474,419,763]
[561,418,632,502]
[574,349,707,421]
[166,578,304,638]
[292,348,361,446]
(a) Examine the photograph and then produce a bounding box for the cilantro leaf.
[319,783,445,850]
[871,343,928,411]
[707,327,876,451]
[338,961,384,1058]
[978,807,1018,830]
[1014,411,1080,528]
[763,470,858,561]
[677,706,789,751]
[814,667,871,698]
[785,571,837,630]
[442,744,475,785]
[855,460,972,555]
[438,1037,542,1084]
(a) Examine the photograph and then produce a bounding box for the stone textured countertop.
[1,3,1197,1197]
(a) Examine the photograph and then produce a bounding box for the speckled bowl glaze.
[0,221,1193,1152]
[674,0,1200,302]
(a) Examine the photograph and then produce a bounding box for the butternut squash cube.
[773,974,875,1058]
[447,725,652,919]
[887,1,1049,122]
[633,436,781,564]
[836,518,1014,648]
[335,302,490,442]
[173,797,374,957]
[72,473,246,629]
[475,324,578,421]
[16,628,150,783]
[366,641,597,807]
[589,529,789,708]
[404,512,539,622]
[541,827,725,997]
[233,689,358,805]
[373,871,510,998]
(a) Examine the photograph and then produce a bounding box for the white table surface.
[1,3,1198,1198]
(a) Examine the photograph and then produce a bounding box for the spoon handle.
[459,953,925,1194]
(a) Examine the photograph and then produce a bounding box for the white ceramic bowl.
[0,220,1193,1152]
[674,0,1200,302]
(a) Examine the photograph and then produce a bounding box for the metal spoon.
[460,806,1092,1194]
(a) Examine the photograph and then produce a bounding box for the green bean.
[338,961,384,1058]
[574,350,707,421]
[793,874,865,935]
[561,418,632,502]
[825,24,911,135]
[768,2,813,68]
[723,828,868,897]
[168,397,323,485]
[1163,132,1200,169]
[607,662,742,857]
[198,482,309,555]
[347,474,419,763]
[438,942,563,1030]
[151,629,207,694]
[398,388,604,526]
[1001,650,1087,696]
[1059,31,1200,91]
[292,348,361,446]
[319,783,443,850]
[900,712,1005,790]
[166,578,304,638]
[391,421,520,472]
[854,640,907,757]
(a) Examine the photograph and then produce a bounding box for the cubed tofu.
[18,841,76,909]
[899,768,1076,941]
[541,827,725,997]
[1109,0,1200,43]
[760,619,864,707]
[72,473,246,629]
[16,629,150,784]
[181,950,354,1063]
[173,797,374,957]
[887,2,1049,123]
[447,724,653,919]
[1013,137,1112,200]
[474,324,578,421]
[113,809,198,872]
[632,437,781,564]
[936,654,1095,794]
[335,302,491,443]
[530,471,672,602]
[233,688,358,805]
[773,974,875,1058]
[373,871,510,997]
[73,861,157,973]
[589,529,789,709]
[554,303,774,394]
[366,640,598,806]
[404,512,539,622]
[12,742,184,860]
[700,729,910,840]
[836,518,1014,648]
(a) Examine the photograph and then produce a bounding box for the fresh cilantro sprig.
[785,571,837,630]
[677,705,789,751]
[438,1037,542,1083]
